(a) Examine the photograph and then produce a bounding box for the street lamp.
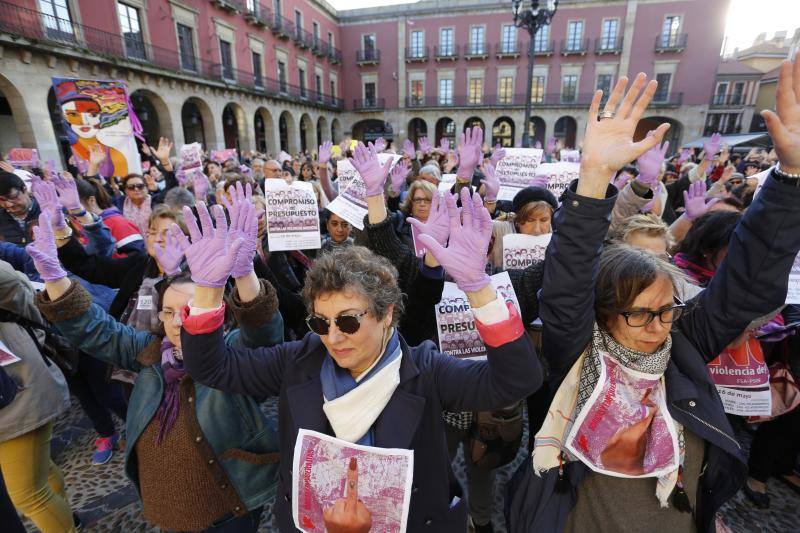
[513,0,559,147]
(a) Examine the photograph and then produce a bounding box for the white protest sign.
[494,148,544,201]
[264,179,321,251]
[787,252,800,304]
[328,155,401,230]
[438,173,457,192]
[435,272,521,360]
[707,337,771,417]
[502,233,552,270]
[537,161,581,203]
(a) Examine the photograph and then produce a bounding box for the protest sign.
[264,179,321,251]
[786,252,800,304]
[52,77,142,177]
[436,272,521,360]
[502,233,552,270]
[494,148,544,201]
[707,337,771,416]
[179,142,203,170]
[278,150,293,165]
[210,148,237,163]
[6,148,39,168]
[327,155,401,230]
[438,173,457,192]
[0,339,21,367]
[536,161,581,202]
[292,429,413,533]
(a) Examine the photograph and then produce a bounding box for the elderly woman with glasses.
[179,164,542,531]
[509,59,800,533]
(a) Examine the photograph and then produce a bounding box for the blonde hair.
[613,214,673,249]
[400,179,437,216]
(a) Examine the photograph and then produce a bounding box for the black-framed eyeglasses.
[126,183,146,191]
[306,310,369,335]
[0,189,23,203]
[619,297,686,327]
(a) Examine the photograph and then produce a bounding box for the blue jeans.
[202,507,263,533]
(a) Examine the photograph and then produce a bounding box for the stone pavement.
[20,396,800,532]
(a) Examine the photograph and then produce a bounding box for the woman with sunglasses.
[179,182,541,532]
[510,61,800,533]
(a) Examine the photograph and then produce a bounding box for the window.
[273,0,281,15]
[246,0,258,15]
[362,34,376,60]
[313,22,320,44]
[410,30,424,57]
[714,82,728,105]
[330,79,336,99]
[220,40,234,80]
[295,9,303,31]
[252,52,263,88]
[440,28,454,56]
[470,26,485,55]
[731,82,745,105]
[661,16,681,47]
[364,82,376,107]
[653,73,671,101]
[566,20,584,51]
[468,78,483,105]
[600,19,619,50]
[278,61,287,93]
[118,3,146,60]
[410,79,424,105]
[533,25,550,52]
[177,23,196,71]
[501,25,516,54]
[328,31,334,48]
[439,78,453,105]
[596,74,613,95]
[316,73,322,101]
[299,68,307,98]
[39,0,74,40]
[499,76,514,104]
[561,75,578,103]
[531,75,546,103]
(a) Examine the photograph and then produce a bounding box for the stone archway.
[130,89,173,147]
[316,115,329,147]
[637,116,683,154]
[331,118,342,143]
[407,118,427,144]
[222,102,247,152]
[299,113,314,153]
[491,116,515,147]
[254,107,275,154]
[181,97,214,147]
[463,116,485,133]
[554,116,577,148]
[0,74,36,157]
[435,117,455,147]
[279,110,296,153]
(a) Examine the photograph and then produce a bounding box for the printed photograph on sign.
[536,161,581,202]
[494,148,544,201]
[502,233,552,270]
[264,179,322,251]
[707,336,772,416]
[6,148,39,168]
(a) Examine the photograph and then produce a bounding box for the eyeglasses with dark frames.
[619,296,686,328]
[126,183,146,191]
[306,310,369,335]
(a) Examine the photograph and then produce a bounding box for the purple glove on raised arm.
[154,224,186,276]
[531,173,549,189]
[439,138,451,153]
[389,159,410,194]
[349,142,393,197]
[31,178,66,231]
[546,137,557,155]
[374,137,387,152]
[534,141,542,150]
[318,141,333,165]
[417,188,492,293]
[192,170,210,202]
[26,212,68,282]
[221,182,258,278]
[178,202,245,288]
[641,182,662,214]
[407,192,451,247]
[679,148,691,164]
[702,132,722,161]
[480,164,500,202]
[403,139,415,157]
[51,173,82,211]
[635,135,668,188]
[490,144,506,166]
[456,126,484,181]
[418,136,432,154]
[683,181,720,220]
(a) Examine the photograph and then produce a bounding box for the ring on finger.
[599,111,615,120]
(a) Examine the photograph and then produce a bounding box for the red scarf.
[673,252,715,288]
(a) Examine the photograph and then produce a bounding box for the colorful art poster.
[292,429,414,533]
[707,337,771,416]
[502,233,552,270]
[51,77,141,177]
[328,155,401,230]
[210,148,237,164]
[6,148,39,168]
[435,272,521,360]
[536,161,581,203]
[786,252,800,305]
[264,179,321,251]
[494,148,544,201]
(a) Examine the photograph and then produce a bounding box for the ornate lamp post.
[513,0,559,147]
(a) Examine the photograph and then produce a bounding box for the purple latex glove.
[339,140,349,155]
[635,134,669,188]
[220,182,258,278]
[389,159,410,194]
[374,137,387,152]
[192,170,210,201]
[31,178,66,231]
[407,192,451,247]
[417,188,492,293]
[756,321,795,342]
[490,143,506,166]
[418,136,432,154]
[480,164,500,202]
[456,126,483,181]
[239,165,252,178]
[402,139,415,157]
[25,212,68,282]
[178,202,245,288]
[176,168,188,186]
[439,138,450,153]
[318,141,333,165]
[702,132,721,161]
[349,142,393,197]
[534,140,542,150]
[531,173,549,189]
[546,137,557,155]
[641,182,662,214]
[51,173,82,211]
[153,224,185,276]
[679,148,691,163]
[683,181,721,220]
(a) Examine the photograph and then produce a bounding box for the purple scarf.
[155,339,186,445]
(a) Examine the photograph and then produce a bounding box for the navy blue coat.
[182,323,542,532]
[509,173,800,533]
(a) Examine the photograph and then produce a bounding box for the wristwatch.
[54,227,73,241]
[773,162,800,185]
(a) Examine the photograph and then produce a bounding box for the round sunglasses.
[306,310,368,335]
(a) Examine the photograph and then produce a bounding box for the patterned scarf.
[123,194,152,236]
[154,338,186,445]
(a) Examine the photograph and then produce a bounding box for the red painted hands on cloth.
[349,142,393,197]
[323,457,372,533]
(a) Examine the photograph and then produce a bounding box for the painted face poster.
[537,161,581,202]
[327,155,401,230]
[263,179,321,251]
[502,233,552,270]
[179,143,203,170]
[436,272,521,360]
[292,429,413,533]
[6,148,39,168]
[786,252,800,305]
[707,336,771,416]
[52,77,141,177]
[494,148,544,201]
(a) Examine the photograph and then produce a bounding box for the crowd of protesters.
[0,53,799,533]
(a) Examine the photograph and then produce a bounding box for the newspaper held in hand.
[292,429,414,533]
[327,154,401,230]
[263,179,321,251]
[494,148,544,201]
[502,233,552,270]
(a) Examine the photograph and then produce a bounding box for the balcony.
[529,40,555,56]
[434,44,459,61]
[710,94,749,108]
[655,33,688,53]
[560,37,590,56]
[464,42,488,60]
[270,13,294,40]
[244,2,271,27]
[594,36,623,55]
[495,41,521,58]
[405,46,429,62]
[356,49,380,65]
[210,0,242,13]
[312,38,328,57]
[404,93,598,109]
[294,27,314,50]
[353,98,385,111]
[328,46,342,64]
[650,92,684,106]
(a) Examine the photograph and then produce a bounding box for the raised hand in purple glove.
[679,148,691,164]
[374,137,387,152]
[635,133,669,188]
[153,224,185,276]
[51,173,82,211]
[480,163,500,202]
[546,137,557,155]
[389,159,410,194]
[456,126,484,181]
[702,132,721,161]
[402,139,415,157]
[417,188,492,293]
[407,192,450,248]
[221,182,258,278]
[25,211,68,282]
[439,138,451,153]
[192,170,210,202]
[31,178,66,231]
[683,181,720,220]
[641,182,662,214]
[755,321,796,343]
[178,202,245,288]
[318,141,333,165]
[349,142,393,197]
[534,140,542,150]
[490,144,506,166]
[418,136,432,154]
[531,173,549,189]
